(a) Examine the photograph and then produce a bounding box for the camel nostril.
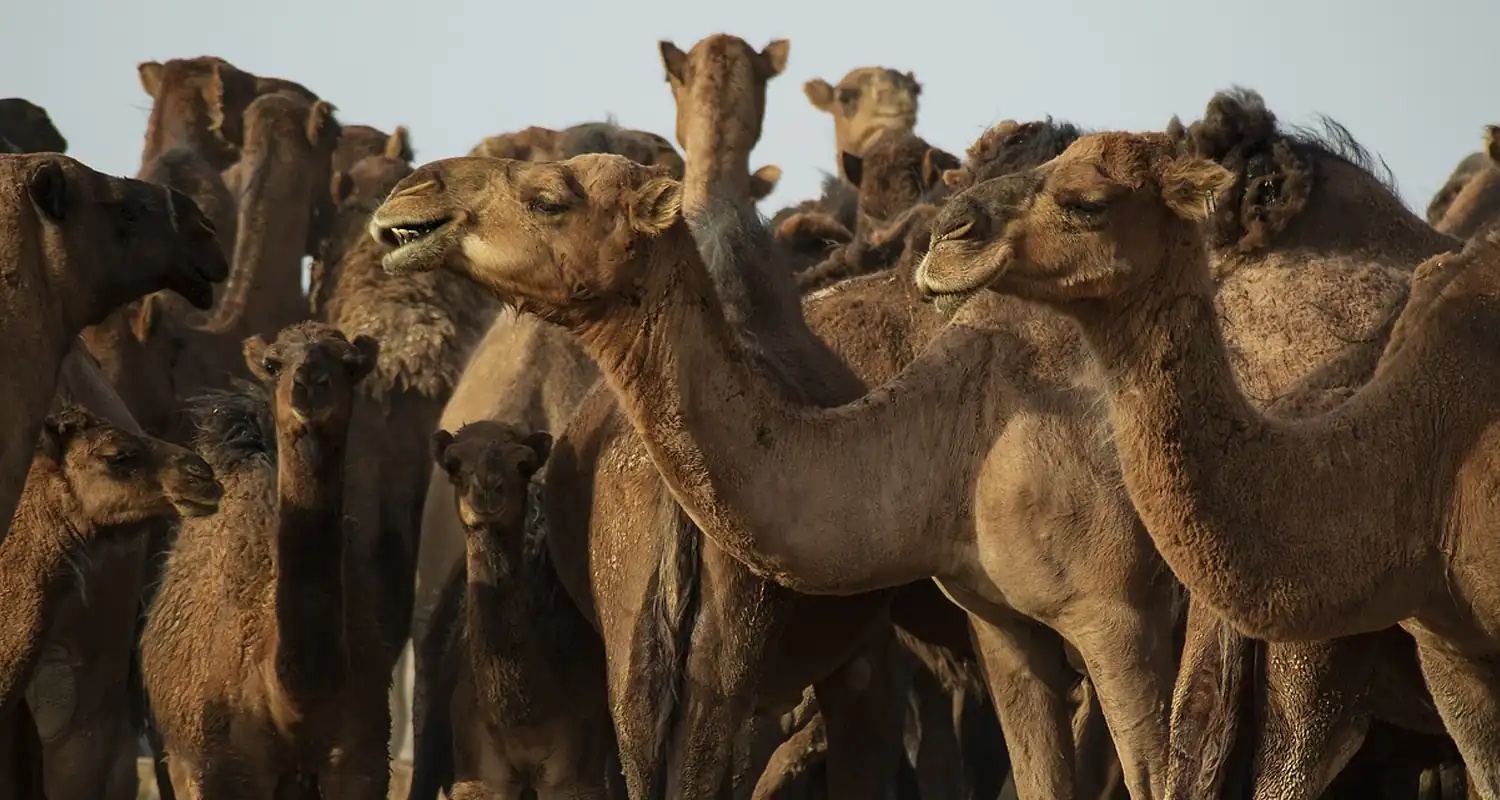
[934,216,976,244]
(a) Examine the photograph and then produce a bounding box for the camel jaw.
[369,214,458,276]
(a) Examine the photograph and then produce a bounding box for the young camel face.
[805,68,921,161]
[39,406,222,525]
[370,154,683,324]
[431,420,552,544]
[658,34,789,157]
[4,155,230,317]
[243,322,378,433]
[915,132,1234,314]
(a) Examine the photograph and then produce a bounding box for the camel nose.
[930,201,983,245]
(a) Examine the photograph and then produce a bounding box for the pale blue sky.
[3,0,1495,215]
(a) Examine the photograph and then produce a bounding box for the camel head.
[37,405,222,526]
[557,122,687,180]
[334,124,414,177]
[137,56,315,171]
[331,153,416,213]
[917,132,1234,315]
[658,34,789,164]
[432,420,552,555]
[0,98,67,154]
[841,131,959,229]
[371,153,682,324]
[243,322,378,436]
[805,67,921,178]
[1,154,230,321]
[234,90,342,257]
[1432,125,1500,239]
[468,126,565,161]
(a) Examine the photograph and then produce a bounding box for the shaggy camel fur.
[141,322,391,798]
[378,147,907,800]
[417,421,620,799]
[369,153,1153,798]
[1432,126,1500,239]
[803,67,921,181]
[1,407,220,710]
[0,98,67,154]
[0,153,227,546]
[916,131,1500,794]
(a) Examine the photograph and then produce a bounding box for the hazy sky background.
[3,0,1496,216]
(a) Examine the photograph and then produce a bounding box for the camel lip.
[167,264,217,310]
[170,496,220,518]
[377,217,459,276]
[928,287,981,320]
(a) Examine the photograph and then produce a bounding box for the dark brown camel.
[141,322,390,798]
[0,98,67,154]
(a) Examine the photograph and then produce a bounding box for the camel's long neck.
[572,224,1000,594]
[0,313,67,550]
[205,137,314,339]
[461,506,555,727]
[0,466,86,710]
[272,419,350,704]
[1079,237,1438,641]
[680,93,757,216]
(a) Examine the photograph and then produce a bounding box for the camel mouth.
[167,262,219,310]
[371,215,457,275]
[170,496,221,518]
[927,287,981,319]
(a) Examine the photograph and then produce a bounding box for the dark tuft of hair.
[185,381,277,474]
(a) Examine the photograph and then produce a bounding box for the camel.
[417,420,620,800]
[86,89,342,441]
[1427,150,1490,225]
[0,98,67,154]
[914,130,1500,793]
[468,122,689,182]
[0,153,228,547]
[141,321,391,798]
[1,406,220,710]
[1431,125,1500,240]
[369,152,1168,798]
[803,68,921,181]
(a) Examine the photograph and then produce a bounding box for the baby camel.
[419,421,619,799]
[141,322,390,798]
[1,406,220,709]
[916,131,1500,797]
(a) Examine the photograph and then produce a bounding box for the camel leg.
[1408,633,1500,800]
[319,699,392,800]
[969,615,1077,800]
[1068,605,1174,799]
[811,629,907,799]
[1247,638,1376,799]
[750,710,827,800]
[910,667,965,800]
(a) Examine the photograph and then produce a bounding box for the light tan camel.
[141,322,391,798]
[422,421,621,799]
[0,153,227,546]
[803,68,921,181]
[1432,125,1500,239]
[916,130,1500,797]
[369,153,1172,798]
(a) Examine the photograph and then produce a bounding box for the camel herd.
[1,29,1499,800]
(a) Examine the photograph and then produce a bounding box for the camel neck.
[462,506,556,727]
[0,465,86,709]
[1074,235,1440,640]
[680,107,755,216]
[570,223,1000,594]
[272,420,350,703]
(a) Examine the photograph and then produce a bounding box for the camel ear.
[840,152,863,187]
[804,79,834,112]
[520,431,553,475]
[138,61,164,98]
[37,416,68,463]
[306,100,336,148]
[629,177,683,235]
[942,167,974,190]
[1485,126,1500,165]
[1158,157,1235,221]
[243,335,279,382]
[759,39,790,79]
[386,126,413,162]
[345,334,379,382]
[27,160,68,222]
[430,430,456,474]
[659,41,688,83]
[330,171,353,206]
[750,165,781,200]
[922,148,962,189]
[905,72,922,96]
[203,63,228,138]
[131,295,162,343]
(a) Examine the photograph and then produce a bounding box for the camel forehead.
[686,33,759,62]
[1056,132,1173,180]
[837,67,916,94]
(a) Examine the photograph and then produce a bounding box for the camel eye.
[1061,197,1110,215]
[261,357,282,378]
[104,450,139,468]
[529,198,571,216]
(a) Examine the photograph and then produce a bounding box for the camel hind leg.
[1406,628,1500,800]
